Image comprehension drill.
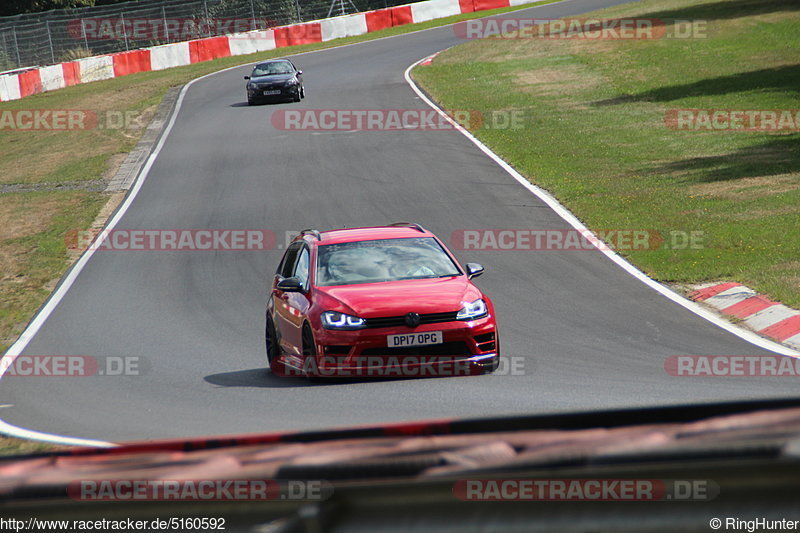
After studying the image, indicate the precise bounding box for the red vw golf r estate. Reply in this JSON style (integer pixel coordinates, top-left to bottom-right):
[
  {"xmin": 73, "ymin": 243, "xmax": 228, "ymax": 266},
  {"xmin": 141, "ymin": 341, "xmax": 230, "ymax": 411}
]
[{"xmin": 266, "ymin": 223, "xmax": 499, "ymax": 378}]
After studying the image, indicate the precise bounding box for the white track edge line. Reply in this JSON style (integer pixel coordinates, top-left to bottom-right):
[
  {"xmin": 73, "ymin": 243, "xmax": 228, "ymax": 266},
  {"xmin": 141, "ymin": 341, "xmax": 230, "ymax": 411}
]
[
  {"xmin": 403, "ymin": 58, "xmax": 800, "ymax": 358},
  {"xmin": 0, "ymin": 419, "xmax": 115, "ymax": 447}
]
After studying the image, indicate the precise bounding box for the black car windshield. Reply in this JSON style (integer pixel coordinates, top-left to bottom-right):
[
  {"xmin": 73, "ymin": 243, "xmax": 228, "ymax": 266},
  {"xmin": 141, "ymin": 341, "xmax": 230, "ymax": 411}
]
[
  {"xmin": 316, "ymin": 237, "xmax": 461, "ymax": 286},
  {"xmin": 252, "ymin": 63, "xmax": 293, "ymax": 76}
]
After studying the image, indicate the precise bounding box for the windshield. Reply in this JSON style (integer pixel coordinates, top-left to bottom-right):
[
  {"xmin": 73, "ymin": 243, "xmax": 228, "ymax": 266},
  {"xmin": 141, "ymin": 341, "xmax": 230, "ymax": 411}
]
[
  {"xmin": 252, "ymin": 63, "xmax": 293, "ymax": 76},
  {"xmin": 316, "ymin": 237, "xmax": 461, "ymax": 286}
]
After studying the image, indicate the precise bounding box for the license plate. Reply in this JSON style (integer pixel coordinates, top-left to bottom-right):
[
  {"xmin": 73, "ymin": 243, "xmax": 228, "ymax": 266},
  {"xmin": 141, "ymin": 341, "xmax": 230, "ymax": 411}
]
[
  {"xmin": 263, "ymin": 90, "xmax": 281, "ymax": 95},
  {"xmin": 387, "ymin": 331, "xmax": 443, "ymax": 347}
]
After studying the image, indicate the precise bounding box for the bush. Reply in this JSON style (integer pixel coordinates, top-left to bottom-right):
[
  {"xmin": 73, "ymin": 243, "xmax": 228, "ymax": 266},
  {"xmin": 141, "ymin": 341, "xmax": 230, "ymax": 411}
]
[{"xmin": 57, "ymin": 46, "xmax": 93, "ymax": 62}]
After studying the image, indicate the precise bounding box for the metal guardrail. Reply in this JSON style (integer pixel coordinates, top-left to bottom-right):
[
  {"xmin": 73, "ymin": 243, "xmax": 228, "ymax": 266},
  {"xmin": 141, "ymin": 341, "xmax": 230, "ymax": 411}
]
[{"xmin": 0, "ymin": 0, "xmax": 407, "ymax": 71}]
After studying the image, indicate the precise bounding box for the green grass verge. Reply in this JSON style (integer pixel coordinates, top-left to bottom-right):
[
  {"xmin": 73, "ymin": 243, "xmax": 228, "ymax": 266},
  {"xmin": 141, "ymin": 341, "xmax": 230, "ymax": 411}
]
[
  {"xmin": 412, "ymin": 0, "xmax": 800, "ymax": 307},
  {"xmin": 0, "ymin": 436, "xmax": 63, "ymax": 456}
]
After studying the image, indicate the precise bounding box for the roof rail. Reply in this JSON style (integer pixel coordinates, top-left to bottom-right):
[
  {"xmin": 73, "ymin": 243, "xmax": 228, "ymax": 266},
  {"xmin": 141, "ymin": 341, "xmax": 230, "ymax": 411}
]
[
  {"xmin": 389, "ymin": 222, "xmax": 426, "ymax": 233},
  {"xmin": 300, "ymin": 229, "xmax": 322, "ymax": 240}
]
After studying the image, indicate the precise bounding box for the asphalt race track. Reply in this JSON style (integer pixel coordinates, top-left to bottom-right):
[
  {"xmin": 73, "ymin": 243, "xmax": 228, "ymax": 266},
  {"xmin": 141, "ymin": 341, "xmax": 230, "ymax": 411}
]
[{"xmin": 4, "ymin": 0, "xmax": 799, "ymax": 443}]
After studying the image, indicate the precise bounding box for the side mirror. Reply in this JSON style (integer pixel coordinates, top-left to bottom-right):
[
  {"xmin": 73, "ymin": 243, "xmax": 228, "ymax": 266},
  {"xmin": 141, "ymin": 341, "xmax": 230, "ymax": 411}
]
[
  {"xmin": 465, "ymin": 263, "xmax": 484, "ymax": 279},
  {"xmin": 276, "ymin": 277, "xmax": 304, "ymax": 292},
  {"xmin": 243, "ymin": 75, "xmax": 250, "ymax": 80},
  {"xmin": 296, "ymin": 70, "xmax": 303, "ymax": 75}
]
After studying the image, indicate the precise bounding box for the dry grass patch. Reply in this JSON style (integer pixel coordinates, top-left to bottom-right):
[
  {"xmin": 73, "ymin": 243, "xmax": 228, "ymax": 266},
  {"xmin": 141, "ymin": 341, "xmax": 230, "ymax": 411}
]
[
  {"xmin": 0, "ymin": 193, "xmax": 81, "ymax": 289},
  {"xmin": 438, "ymin": 36, "xmax": 566, "ymax": 64},
  {"xmin": 66, "ymin": 192, "xmax": 125, "ymax": 263},
  {"xmin": 728, "ymin": 205, "xmax": 800, "ymax": 221},
  {"xmin": 0, "ymin": 80, "xmax": 163, "ymax": 186},
  {"xmin": 566, "ymin": 37, "xmax": 619, "ymax": 56},
  {"xmin": 514, "ymin": 64, "xmax": 603, "ymax": 97},
  {"xmin": 771, "ymin": 261, "xmax": 800, "ymax": 271},
  {"xmin": 0, "ymin": 190, "xmax": 106, "ymax": 352},
  {"xmin": 1, "ymin": 131, "xmax": 114, "ymax": 186},
  {"xmin": 0, "ymin": 194, "xmax": 70, "ymax": 290},
  {"xmin": 690, "ymin": 174, "xmax": 800, "ymax": 200},
  {"xmin": 0, "ymin": 194, "xmax": 66, "ymax": 242}
]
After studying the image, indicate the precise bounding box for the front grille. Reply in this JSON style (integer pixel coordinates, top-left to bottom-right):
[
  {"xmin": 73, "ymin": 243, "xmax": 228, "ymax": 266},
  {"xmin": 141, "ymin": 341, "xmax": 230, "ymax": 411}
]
[
  {"xmin": 361, "ymin": 341, "xmax": 472, "ymax": 357},
  {"xmin": 364, "ymin": 311, "xmax": 459, "ymax": 329}
]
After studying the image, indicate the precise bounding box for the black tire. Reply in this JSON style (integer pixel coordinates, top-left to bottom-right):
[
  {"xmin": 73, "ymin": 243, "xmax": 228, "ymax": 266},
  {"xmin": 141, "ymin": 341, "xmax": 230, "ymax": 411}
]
[
  {"xmin": 302, "ymin": 324, "xmax": 319, "ymax": 379},
  {"xmin": 266, "ymin": 315, "xmax": 278, "ymax": 366},
  {"xmin": 302, "ymin": 324, "xmax": 317, "ymax": 357},
  {"xmin": 293, "ymin": 90, "xmax": 301, "ymax": 102},
  {"xmin": 300, "ymin": 85, "xmax": 305, "ymax": 99},
  {"xmin": 247, "ymin": 98, "xmax": 255, "ymax": 106}
]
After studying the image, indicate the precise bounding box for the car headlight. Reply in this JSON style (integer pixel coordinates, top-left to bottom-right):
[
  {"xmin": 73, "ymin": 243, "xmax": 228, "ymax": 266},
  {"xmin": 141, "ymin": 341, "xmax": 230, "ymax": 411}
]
[
  {"xmin": 247, "ymin": 83, "xmax": 256, "ymax": 89},
  {"xmin": 285, "ymin": 78, "xmax": 298, "ymax": 86},
  {"xmin": 321, "ymin": 311, "xmax": 366, "ymax": 330},
  {"xmin": 456, "ymin": 299, "xmax": 488, "ymax": 321}
]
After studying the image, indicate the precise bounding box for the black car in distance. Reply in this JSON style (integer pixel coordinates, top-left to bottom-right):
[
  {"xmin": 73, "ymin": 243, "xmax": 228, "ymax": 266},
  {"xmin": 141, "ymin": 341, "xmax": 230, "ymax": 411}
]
[{"xmin": 244, "ymin": 59, "xmax": 304, "ymax": 105}]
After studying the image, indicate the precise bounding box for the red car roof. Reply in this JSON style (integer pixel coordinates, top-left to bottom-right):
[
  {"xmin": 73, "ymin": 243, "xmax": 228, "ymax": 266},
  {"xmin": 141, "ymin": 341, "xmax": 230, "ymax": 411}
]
[{"xmin": 309, "ymin": 225, "xmax": 433, "ymax": 245}]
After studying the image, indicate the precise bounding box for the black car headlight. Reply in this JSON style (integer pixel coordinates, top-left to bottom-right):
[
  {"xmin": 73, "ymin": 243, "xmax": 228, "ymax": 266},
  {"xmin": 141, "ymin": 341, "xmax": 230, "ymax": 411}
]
[
  {"xmin": 285, "ymin": 78, "xmax": 299, "ymax": 86},
  {"xmin": 456, "ymin": 299, "xmax": 488, "ymax": 321},
  {"xmin": 321, "ymin": 311, "xmax": 366, "ymax": 330}
]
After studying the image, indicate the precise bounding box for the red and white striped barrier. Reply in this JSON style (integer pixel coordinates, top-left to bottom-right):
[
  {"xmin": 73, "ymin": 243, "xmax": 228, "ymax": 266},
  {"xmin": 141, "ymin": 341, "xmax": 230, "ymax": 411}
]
[
  {"xmin": 227, "ymin": 31, "xmax": 276, "ymax": 57},
  {"xmin": 77, "ymin": 55, "xmax": 114, "ymax": 82},
  {"xmin": 0, "ymin": 74, "xmax": 21, "ymax": 101},
  {"xmin": 690, "ymin": 283, "xmax": 800, "ymax": 350},
  {"xmin": 0, "ymin": 0, "xmax": 524, "ymax": 102},
  {"xmin": 321, "ymin": 13, "xmax": 369, "ymax": 41},
  {"xmin": 149, "ymin": 42, "xmax": 192, "ymax": 70},
  {"xmin": 410, "ymin": 0, "xmax": 463, "ymax": 23}
]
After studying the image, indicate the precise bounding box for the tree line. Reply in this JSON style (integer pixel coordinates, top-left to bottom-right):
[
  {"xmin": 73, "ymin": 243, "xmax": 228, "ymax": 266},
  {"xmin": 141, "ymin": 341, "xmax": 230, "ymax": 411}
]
[{"xmin": 1, "ymin": 0, "xmax": 131, "ymax": 18}]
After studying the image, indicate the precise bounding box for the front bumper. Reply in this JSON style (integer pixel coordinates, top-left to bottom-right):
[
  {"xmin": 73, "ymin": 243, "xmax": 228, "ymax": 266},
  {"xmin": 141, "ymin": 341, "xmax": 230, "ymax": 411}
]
[
  {"xmin": 282, "ymin": 317, "xmax": 499, "ymax": 378},
  {"xmin": 247, "ymin": 85, "xmax": 298, "ymax": 101}
]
